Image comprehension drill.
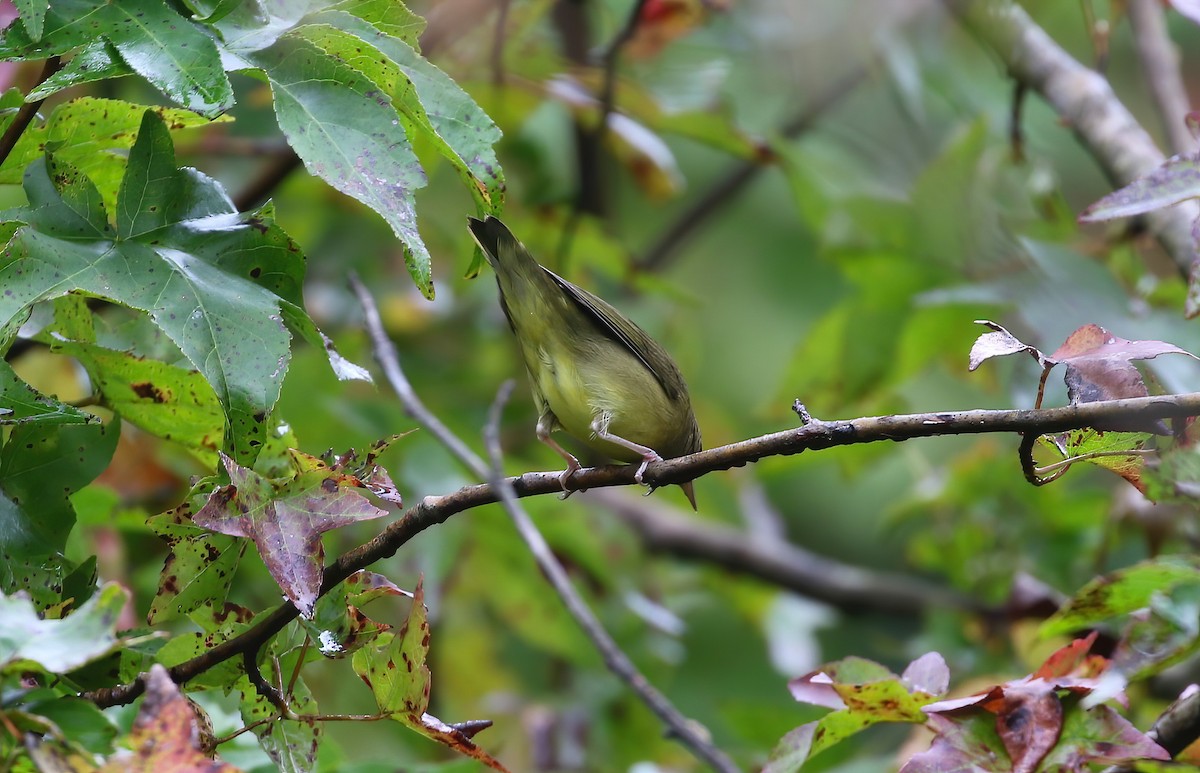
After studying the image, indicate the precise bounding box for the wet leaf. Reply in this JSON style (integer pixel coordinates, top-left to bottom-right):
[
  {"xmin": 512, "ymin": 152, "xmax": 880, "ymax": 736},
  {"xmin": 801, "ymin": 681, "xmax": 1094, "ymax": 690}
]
[
  {"xmin": 0, "ymin": 0, "xmax": 233, "ymax": 117},
  {"xmin": 248, "ymin": 32, "xmax": 434, "ymax": 298},
  {"xmin": 0, "ymin": 582, "xmax": 128, "ymax": 672},
  {"xmin": 0, "ymin": 110, "xmax": 363, "ymax": 463}
]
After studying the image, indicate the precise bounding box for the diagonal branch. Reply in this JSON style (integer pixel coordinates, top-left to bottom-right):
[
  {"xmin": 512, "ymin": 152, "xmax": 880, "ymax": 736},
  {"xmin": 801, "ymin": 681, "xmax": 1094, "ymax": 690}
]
[
  {"xmin": 483, "ymin": 384, "xmax": 739, "ymax": 773},
  {"xmin": 1128, "ymin": 0, "xmax": 1193, "ymax": 156},
  {"xmin": 590, "ymin": 488, "xmax": 981, "ymax": 615},
  {"xmin": 943, "ymin": 0, "xmax": 1197, "ymax": 278}
]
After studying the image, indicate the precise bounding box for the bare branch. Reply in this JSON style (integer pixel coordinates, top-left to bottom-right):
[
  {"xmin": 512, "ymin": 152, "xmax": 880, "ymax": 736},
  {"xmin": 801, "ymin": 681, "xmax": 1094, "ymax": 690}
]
[
  {"xmin": 82, "ymin": 390, "xmax": 1200, "ymax": 710},
  {"xmin": 1128, "ymin": 0, "xmax": 1193, "ymax": 156},
  {"xmin": 944, "ymin": 0, "xmax": 1198, "ymax": 277},
  {"xmin": 590, "ymin": 489, "xmax": 981, "ymax": 616}
]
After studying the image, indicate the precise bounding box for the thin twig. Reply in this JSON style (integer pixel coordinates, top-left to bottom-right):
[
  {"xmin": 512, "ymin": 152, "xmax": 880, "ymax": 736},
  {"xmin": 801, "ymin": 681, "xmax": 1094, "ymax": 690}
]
[
  {"xmin": 483, "ymin": 384, "xmax": 739, "ymax": 773},
  {"xmin": 556, "ymin": 0, "xmax": 649, "ymax": 263},
  {"xmin": 596, "ymin": 0, "xmax": 649, "ymax": 139},
  {"xmin": 1127, "ymin": 0, "xmax": 1193, "ymax": 156},
  {"xmin": 348, "ymin": 272, "xmax": 481, "ymax": 467},
  {"xmin": 0, "ymin": 56, "xmax": 61, "ymax": 168},
  {"xmin": 636, "ymin": 61, "xmax": 872, "ymax": 271}
]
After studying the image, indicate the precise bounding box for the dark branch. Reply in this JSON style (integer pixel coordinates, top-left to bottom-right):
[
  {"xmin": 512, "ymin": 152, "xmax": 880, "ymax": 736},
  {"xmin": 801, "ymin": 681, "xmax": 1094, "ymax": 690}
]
[
  {"xmin": 591, "ymin": 488, "xmax": 980, "ymax": 616},
  {"xmin": 0, "ymin": 57, "xmax": 61, "ymax": 168}
]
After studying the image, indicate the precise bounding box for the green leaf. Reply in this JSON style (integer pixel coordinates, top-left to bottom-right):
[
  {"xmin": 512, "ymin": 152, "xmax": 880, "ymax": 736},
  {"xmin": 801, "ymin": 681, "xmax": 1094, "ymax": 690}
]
[
  {"xmin": 0, "ymin": 111, "xmax": 352, "ymax": 461},
  {"xmin": 248, "ymin": 32, "xmax": 434, "ymax": 296},
  {"xmin": 1041, "ymin": 557, "xmax": 1200, "ymax": 637},
  {"xmin": 0, "ymin": 0, "xmax": 108, "ymax": 59},
  {"xmin": 27, "ymin": 40, "xmax": 132, "ymax": 102},
  {"xmin": 352, "ymin": 579, "xmax": 430, "ymax": 716},
  {"xmin": 0, "ymin": 582, "xmax": 128, "ymax": 672},
  {"xmin": 0, "ymin": 419, "xmax": 118, "ymax": 557},
  {"xmin": 13, "ymin": 0, "xmax": 48, "ymax": 42},
  {"xmin": 51, "ymin": 340, "xmax": 225, "ymax": 463},
  {"xmin": 22, "ymin": 696, "xmax": 117, "ymax": 754},
  {"xmin": 0, "ymin": 553, "xmax": 94, "ymax": 612},
  {"xmin": 306, "ymin": 12, "xmax": 505, "ymax": 211},
  {"xmin": 0, "ymin": 97, "xmax": 227, "ymax": 214},
  {"xmin": 329, "ymin": 0, "xmax": 425, "ymax": 44},
  {"xmin": 0, "ymin": 359, "xmax": 95, "ymax": 426},
  {"xmin": 147, "ymin": 493, "xmax": 244, "ymax": 625},
  {"xmin": 2, "ymin": 1, "xmax": 233, "ymax": 116}
]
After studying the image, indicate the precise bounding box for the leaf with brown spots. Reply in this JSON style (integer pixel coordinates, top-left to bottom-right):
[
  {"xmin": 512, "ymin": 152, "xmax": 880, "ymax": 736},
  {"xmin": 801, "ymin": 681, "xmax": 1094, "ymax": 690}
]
[
  {"xmin": 352, "ymin": 578, "xmax": 430, "ymax": 717},
  {"xmin": 99, "ymin": 664, "xmax": 239, "ymax": 773},
  {"xmin": 193, "ymin": 450, "xmax": 393, "ymax": 618},
  {"xmin": 147, "ymin": 491, "xmax": 246, "ymax": 626},
  {"xmin": 301, "ymin": 570, "xmax": 404, "ymax": 659},
  {"xmin": 350, "ymin": 581, "xmax": 509, "ymax": 770},
  {"xmin": 766, "ymin": 653, "xmax": 947, "ymax": 770}
]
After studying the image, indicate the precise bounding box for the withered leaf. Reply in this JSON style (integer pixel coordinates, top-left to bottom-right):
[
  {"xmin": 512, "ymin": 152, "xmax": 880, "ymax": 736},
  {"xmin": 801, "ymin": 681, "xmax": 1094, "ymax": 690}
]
[
  {"xmin": 1049, "ymin": 323, "xmax": 1197, "ymax": 406},
  {"xmin": 193, "ymin": 450, "xmax": 393, "ymax": 618}
]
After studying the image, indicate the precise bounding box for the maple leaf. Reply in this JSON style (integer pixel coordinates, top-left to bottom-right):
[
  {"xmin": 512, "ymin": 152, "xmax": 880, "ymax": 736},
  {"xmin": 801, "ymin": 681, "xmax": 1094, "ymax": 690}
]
[
  {"xmin": 911, "ymin": 636, "xmax": 1168, "ymax": 773},
  {"xmin": 100, "ymin": 664, "xmax": 237, "ymax": 773},
  {"xmin": 193, "ymin": 448, "xmax": 396, "ymax": 618}
]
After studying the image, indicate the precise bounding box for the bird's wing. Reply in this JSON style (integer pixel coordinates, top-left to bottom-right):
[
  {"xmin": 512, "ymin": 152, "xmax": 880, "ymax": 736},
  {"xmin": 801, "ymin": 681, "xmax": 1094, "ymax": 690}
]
[{"xmin": 543, "ymin": 267, "xmax": 683, "ymax": 402}]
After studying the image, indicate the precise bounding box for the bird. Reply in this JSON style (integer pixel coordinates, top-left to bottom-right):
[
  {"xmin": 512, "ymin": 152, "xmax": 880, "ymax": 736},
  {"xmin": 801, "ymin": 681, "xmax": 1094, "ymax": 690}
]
[{"xmin": 468, "ymin": 215, "xmax": 701, "ymax": 509}]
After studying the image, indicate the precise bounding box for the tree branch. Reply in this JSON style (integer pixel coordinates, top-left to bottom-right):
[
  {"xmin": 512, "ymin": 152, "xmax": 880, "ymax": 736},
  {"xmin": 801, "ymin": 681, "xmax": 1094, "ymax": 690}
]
[
  {"xmin": 0, "ymin": 57, "xmax": 60, "ymax": 168},
  {"xmin": 589, "ymin": 488, "xmax": 981, "ymax": 616},
  {"xmin": 943, "ymin": 0, "xmax": 1197, "ymax": 278},
  {"xmin": 84, "ymin": 386, "xmax": 1200, "ymax": 709}
]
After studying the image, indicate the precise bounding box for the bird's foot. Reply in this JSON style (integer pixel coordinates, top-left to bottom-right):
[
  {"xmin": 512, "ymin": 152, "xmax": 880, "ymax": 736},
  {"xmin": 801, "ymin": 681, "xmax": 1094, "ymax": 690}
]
[
  {"xmin": 634, "ymin": 451, "xmax": 664, "ymax": 486},
  {"xmin": 557, "ymin": 460, "xmax": 583, "ymax": 500}
]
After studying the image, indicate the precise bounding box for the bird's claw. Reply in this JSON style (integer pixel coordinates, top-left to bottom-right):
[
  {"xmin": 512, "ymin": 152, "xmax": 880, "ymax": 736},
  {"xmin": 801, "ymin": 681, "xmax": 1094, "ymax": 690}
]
[
  {"xmin": 557, "ymin": 463, "xmax": 583, "ymax": 500},
  {"xmin": 633, "ymin": 451, "xmax": 664, "ymax": 485}
]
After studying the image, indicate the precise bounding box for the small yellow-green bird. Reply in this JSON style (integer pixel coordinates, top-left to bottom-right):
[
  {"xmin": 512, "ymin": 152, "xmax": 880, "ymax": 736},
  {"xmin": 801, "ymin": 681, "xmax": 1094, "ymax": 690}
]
[{"xmin": 468, "ymin": 216, "xmax": 701, "ymax": 509}]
